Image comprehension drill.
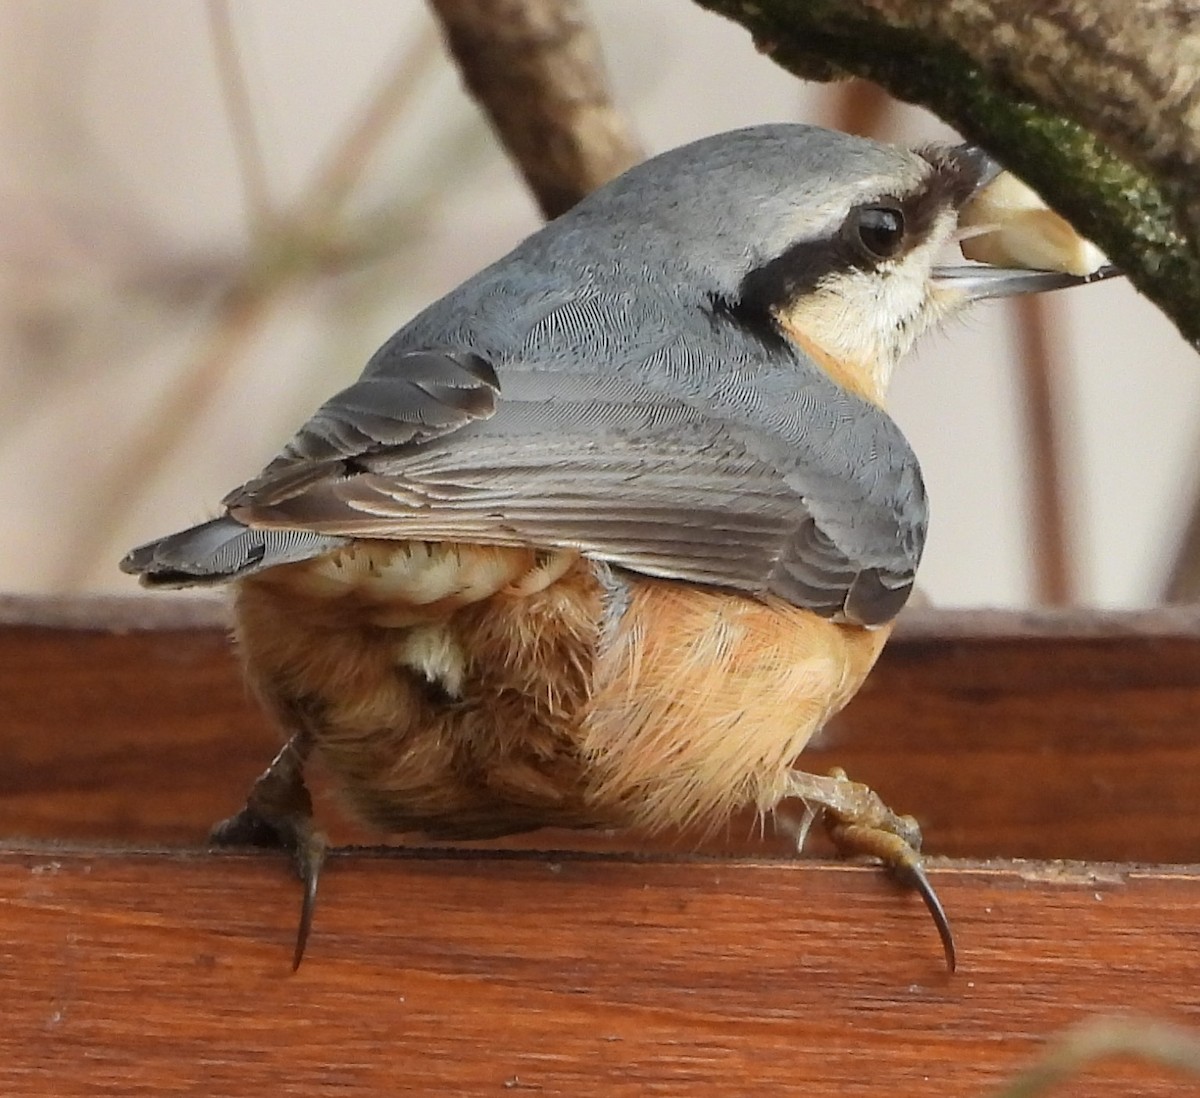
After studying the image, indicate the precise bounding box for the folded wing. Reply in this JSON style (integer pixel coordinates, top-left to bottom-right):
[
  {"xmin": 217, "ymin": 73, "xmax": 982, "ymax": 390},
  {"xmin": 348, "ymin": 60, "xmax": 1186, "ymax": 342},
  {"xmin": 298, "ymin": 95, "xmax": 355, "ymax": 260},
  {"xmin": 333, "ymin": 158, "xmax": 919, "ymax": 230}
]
[{"xmin": 225, "ymin": 345, "xmax": 925, "ymax": 627}]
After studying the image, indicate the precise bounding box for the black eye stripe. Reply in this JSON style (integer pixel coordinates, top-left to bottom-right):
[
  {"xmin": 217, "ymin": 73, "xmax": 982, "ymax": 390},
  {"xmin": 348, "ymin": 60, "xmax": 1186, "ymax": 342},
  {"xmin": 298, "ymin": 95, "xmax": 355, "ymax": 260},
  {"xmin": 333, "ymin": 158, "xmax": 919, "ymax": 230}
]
[
  {"xmin": 716, "ymin": 150, "xmax": 979, "ymax": 339},
  {"xmin": 734, "ymin": 205, "xmax": 908, "ymax": 319}
]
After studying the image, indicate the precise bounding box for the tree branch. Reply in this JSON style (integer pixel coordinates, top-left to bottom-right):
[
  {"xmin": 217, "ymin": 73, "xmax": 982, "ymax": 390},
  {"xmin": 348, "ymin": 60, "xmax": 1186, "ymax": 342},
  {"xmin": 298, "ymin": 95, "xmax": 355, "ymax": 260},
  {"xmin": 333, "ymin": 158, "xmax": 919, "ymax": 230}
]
[
  {"xmin": 429, "ymin": 0, "xmax": 643, "ymax": 218},
  {"xmin": 693, "ymin": 0, "xmax": 1200, "ymax": 348}
]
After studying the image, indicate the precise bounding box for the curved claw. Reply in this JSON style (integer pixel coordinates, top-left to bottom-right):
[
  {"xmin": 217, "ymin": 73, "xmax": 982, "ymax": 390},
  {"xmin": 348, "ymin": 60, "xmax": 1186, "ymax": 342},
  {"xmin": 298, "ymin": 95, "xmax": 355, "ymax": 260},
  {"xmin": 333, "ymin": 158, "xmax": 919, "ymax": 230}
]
[
  {"xmin": 292, "ymin": 832, "xmax": 327, "ymax": 971},
  {"xmin": 824, "ymin": 815, "xmax": 957, "ymax": 974},
  {"xmin": 892, "ymin": 858, "xmax": 957, "ymax": 974},
  {"xmin": 208, "ymin": 734, "xmax": 329, "ymax": 969}
]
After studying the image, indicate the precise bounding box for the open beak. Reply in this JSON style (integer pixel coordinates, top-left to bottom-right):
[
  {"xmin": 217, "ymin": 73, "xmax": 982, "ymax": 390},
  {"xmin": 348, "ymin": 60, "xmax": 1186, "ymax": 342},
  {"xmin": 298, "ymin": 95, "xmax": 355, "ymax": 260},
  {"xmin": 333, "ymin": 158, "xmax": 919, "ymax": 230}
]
[{"xmin": 932, "ymin": 144, "xmax": 1122, "ymax": 300}]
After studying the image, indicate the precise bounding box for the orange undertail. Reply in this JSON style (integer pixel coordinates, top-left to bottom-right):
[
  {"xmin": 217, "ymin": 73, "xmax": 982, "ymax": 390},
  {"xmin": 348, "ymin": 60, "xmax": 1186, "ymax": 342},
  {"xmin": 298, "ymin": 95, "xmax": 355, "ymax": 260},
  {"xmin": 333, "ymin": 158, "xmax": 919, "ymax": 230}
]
[{"xmin": 232, "ymin": 539, "xmax": 891, "ymax": 840}]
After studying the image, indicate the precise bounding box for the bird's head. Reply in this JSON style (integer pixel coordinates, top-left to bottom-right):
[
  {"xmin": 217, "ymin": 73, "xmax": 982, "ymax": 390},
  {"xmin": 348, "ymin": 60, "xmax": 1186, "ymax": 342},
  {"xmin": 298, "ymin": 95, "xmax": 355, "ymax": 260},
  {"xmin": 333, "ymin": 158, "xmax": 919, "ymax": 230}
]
[{"xmin": 570, "ymin": 124, "xmax": 1115, "ymax": 404}]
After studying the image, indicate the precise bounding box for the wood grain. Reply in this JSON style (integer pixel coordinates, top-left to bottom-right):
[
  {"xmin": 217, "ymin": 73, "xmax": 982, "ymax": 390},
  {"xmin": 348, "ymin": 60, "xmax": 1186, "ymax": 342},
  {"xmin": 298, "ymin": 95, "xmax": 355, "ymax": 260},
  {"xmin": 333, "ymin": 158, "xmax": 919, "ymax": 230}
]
[
  {"xmin": 2, "ymin": 845, "xmax": 1199, "ymax": 1097},
  {"xmin": 4, "ymin": 596, "xmax": 1200, "ymax": 862}
]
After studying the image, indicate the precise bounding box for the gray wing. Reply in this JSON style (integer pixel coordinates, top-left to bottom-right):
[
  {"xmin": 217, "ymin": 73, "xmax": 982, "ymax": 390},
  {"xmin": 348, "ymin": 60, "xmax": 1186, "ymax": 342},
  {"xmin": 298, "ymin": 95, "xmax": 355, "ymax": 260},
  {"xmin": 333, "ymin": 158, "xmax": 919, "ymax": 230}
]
[
  {"xmin": 229, "ymin": 349, "xmax": 501, "ymax": 504},
  {"xmin": 225, "ymin": 333, "xmax": 926, "ymax": 627}
]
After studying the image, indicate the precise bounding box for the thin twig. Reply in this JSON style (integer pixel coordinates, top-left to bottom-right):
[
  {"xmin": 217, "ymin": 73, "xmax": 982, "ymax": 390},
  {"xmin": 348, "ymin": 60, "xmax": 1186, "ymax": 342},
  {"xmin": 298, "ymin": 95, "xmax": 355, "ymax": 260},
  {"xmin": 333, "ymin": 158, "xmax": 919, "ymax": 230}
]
[
  {"xmin": 206, "ymin": 0, "xmax": 273, "ymax": 229},
  {"xmin": 1014, "ymin": 295, "xmax": 1076, "ymax": 605}
]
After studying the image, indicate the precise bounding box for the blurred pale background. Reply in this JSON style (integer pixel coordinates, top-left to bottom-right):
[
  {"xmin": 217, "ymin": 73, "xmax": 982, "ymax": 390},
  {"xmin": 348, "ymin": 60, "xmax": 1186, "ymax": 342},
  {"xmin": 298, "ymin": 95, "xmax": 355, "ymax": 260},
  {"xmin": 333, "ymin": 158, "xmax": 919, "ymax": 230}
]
[{"xmin": 1, "ymin": 0, "xmax": 1196, "ymax": 605}]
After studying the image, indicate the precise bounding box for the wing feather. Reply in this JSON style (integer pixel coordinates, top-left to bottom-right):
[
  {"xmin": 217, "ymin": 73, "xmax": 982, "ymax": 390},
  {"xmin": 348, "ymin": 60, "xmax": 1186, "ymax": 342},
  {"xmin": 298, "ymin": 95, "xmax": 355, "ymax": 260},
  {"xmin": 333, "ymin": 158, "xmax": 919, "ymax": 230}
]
[{"xmin": 227, "ymin": 345, "xmax": 926, "ymax": 626}]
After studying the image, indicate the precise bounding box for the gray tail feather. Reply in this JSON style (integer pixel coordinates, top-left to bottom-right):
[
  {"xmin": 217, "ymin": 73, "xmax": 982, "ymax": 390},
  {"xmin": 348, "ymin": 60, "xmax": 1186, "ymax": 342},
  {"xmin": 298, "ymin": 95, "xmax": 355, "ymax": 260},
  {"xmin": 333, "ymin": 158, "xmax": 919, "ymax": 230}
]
[{"xmin": 120, "ymin": 516, "xmax": 347, "ymax": 588}]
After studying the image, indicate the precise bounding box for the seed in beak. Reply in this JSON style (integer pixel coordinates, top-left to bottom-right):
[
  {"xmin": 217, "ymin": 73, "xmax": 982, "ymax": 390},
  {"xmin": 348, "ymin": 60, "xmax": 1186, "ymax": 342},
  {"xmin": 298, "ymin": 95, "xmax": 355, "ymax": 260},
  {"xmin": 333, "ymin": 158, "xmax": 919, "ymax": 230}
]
[{"xmin": 957, "ymin": 170, "xmax": 1109, "ymax": 277}]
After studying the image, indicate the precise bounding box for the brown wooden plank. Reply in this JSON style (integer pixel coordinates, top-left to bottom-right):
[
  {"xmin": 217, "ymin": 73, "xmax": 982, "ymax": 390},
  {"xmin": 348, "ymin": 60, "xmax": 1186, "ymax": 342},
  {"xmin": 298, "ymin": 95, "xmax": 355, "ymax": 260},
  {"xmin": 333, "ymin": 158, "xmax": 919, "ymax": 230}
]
[
  {"xmin": 4, "ymin": 595, "xmax": 1200, "ymax": 862},
  {"xmin": 2, "ymin": 845, "xmax": 1199, "ymax": 1097},
  {"xmin": 817, "ymin": 620, "xmax": 1200, "ymax": 862},
  {"xmin": 1, "ymin": 611, "xmax": 271, "ymax": 844}
]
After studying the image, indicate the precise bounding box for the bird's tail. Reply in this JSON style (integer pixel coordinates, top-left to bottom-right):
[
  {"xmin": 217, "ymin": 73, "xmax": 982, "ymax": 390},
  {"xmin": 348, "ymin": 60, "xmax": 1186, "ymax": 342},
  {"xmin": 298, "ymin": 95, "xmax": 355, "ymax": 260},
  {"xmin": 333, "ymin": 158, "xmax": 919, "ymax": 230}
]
[{"xmin": 120, "ymin": 516, "xmax": 346, "ymax": 588}]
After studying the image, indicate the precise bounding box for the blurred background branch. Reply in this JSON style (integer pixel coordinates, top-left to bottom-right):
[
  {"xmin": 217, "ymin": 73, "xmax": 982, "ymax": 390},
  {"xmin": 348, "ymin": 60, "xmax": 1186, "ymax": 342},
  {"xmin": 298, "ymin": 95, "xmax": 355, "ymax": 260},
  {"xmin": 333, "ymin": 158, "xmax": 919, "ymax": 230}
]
[
  {"xmin": 429, "ymin": 0, "xmax": 643, "ymax": 217},
  {"xmin": 205, "ymin": 0, "xmax": 272, "ymax": 230},
  {"xmin": 1013, "ymin": 296, "xmax": 1076, "ymax": 606}
]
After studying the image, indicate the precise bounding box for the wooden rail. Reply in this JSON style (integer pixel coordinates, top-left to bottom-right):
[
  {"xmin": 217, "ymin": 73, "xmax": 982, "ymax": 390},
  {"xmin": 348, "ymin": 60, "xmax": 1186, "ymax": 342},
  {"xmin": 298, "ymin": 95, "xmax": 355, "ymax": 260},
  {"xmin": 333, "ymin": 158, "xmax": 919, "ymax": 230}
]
[
  {"xmin": 5, "ymin": 595, "xmax": 1200, "ymax": 860},
  {"xmin": 4, "ymin": 595, "xmax": 1200, "ymax": 1095}
]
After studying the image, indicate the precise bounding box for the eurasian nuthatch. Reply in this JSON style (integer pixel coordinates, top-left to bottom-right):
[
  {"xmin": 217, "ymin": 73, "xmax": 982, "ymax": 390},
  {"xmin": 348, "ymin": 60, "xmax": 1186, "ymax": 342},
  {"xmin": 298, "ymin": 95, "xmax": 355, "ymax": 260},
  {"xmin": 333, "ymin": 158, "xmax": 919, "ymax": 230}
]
[{"xmin": 122, "ymin": 124, "xmax": 1116, "ymax": 969}]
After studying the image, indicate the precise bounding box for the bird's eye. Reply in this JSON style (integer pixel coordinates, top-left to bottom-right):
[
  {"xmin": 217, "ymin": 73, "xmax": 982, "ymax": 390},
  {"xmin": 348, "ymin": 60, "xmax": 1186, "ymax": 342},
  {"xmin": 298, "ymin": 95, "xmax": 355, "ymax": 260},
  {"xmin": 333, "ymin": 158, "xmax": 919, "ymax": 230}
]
[{"xmin": 851, "ymin": 205, "xmax": 906, "ymax": 260}]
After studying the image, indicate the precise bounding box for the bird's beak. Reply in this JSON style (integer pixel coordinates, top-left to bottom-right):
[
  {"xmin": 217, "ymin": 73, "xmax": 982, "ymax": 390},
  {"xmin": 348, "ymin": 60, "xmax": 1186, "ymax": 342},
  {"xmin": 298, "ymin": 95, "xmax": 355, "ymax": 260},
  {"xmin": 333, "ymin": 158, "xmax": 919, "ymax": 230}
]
[
  {"xmin": 931, "ymin": 262, "xmax": 1122, "ymax": 300},
  {"xmin": 932, "ymin": 144, "xmax": 1122, "ymax": 300}
]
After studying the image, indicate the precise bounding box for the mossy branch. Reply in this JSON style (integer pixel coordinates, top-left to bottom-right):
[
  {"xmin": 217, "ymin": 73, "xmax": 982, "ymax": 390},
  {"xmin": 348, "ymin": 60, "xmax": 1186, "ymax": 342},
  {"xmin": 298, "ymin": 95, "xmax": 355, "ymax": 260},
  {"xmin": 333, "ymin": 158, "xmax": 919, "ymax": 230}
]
[{"xmin": 694, "ymin": 0, "xmax": 1200, "ymax": 348}]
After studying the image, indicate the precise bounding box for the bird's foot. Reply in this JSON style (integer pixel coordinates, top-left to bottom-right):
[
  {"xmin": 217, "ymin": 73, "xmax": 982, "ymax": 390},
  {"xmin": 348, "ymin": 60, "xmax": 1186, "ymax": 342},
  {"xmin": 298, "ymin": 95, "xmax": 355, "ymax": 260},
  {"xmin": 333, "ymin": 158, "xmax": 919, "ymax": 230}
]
[
  {"xmin": 210, "ymin": 734, "xmax": 327, "ymax": 970},
  {"xmin": 782, "ymin": 766, "xmax": 955, "ymax": 972}
]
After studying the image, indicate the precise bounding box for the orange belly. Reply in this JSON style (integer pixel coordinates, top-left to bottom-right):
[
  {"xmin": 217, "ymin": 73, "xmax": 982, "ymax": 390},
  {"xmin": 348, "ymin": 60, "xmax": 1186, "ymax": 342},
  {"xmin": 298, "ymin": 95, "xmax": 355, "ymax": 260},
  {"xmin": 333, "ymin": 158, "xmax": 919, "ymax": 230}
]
[{"xmin": 233, "ymin": 539, "xmax": 891, "ymax": 839}]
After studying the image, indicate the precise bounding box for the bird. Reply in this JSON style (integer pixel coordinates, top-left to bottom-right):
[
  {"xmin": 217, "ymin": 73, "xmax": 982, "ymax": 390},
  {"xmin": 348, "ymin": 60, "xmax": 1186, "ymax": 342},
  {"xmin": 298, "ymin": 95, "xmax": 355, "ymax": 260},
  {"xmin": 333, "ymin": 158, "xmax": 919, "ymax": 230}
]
[{"xmin": 122, "ymin": 123, "xmax": 1116, "ymax": 970}]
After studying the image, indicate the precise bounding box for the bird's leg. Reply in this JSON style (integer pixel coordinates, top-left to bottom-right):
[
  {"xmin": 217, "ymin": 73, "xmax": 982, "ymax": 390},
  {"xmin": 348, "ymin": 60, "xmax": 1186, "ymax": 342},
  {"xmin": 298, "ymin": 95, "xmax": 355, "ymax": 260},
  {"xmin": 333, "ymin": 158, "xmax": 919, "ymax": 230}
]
[
  {"xmin": 209, "ymin": 732, "xmax": 327, "ymax": 969},
  {"xmin": 782, "ymin": 766, "xmax": 956, "ymax": 972}
]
